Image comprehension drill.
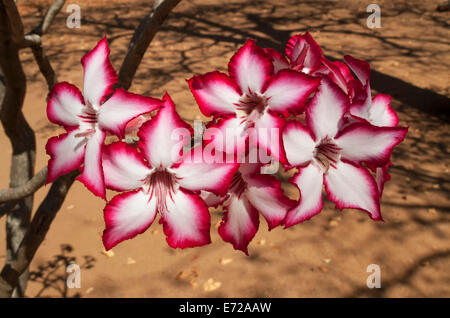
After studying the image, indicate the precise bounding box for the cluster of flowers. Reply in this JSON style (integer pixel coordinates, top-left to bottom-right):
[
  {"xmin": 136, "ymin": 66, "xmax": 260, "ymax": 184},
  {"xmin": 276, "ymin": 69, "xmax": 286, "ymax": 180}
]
[{"xmin": 46, "ymin": 34, "xmax": 407, "ymax": 254}]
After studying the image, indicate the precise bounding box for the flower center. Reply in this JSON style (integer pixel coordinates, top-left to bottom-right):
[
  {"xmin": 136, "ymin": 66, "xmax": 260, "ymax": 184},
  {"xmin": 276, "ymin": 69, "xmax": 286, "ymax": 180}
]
[
  {"xmin": 75, "ymin": 102, "xmax": 98, "ymax": 139},
  {"xmin": 313, "ymin": 137, "xmax": 342, "ymax": 173},
  {"xmin": 236, "ymin": 90, "xmax": 268, "ymax": 128},
  {"xmin": 144, "ymin": 168, "xmax": 178, "ymax": 215},
  {"xmin": 229, "ymin": 171, "xmax": 247, "ymax": 198}
]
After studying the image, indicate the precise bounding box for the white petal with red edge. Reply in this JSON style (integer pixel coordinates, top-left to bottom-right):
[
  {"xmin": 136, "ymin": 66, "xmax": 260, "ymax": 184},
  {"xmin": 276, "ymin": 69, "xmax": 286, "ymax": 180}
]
[
  {"xmin": 265, "ymin": 69, "xmax": 319, "ymax": 114},
  {"xmin": 228, "ymin": 39, "xmax": 273, "ymax": 94},
  {"xmin": 98, "ymin": 88, "xmax": 160, "ymax": 138},
  {"xmin": 188, "ymin": 71, "xmax": 240, "ymax": 117},
  {"xmin": 81, "ymin": 37, "xmax": 117, "ymax": 106},
  {"xmin": 321, "ymin": 57, "xmax": 349, "ymax": 94},
  {"xmin": 282, "ymin": 121, "xmax": 316, "ymax": 166},
  {"xmin": 344, "ymin": 55, "xmax": 370, "ymax": 85},
  {"xmin": 306, "ymin": 77, "xmax": 348, "ymax": 140},
  {"xmin": 369, "ymin": 94, "xmax": 399, "ymax": 127},
  {"xmin": 102, "ymin": 190, "xmax": 157, "ymax": 250},
  {"xmin": 251, "ymin": 112, "xmax": 286, "ymax": 163},
  {"xmin": 245, "ymin": 173, "xmax": 294, "ymax": 230},
  {"xmin": 77, "ymin": 129, "xmax": 106, "ymax": 198},
  {"xmin": 285, "ymin": 163, "xmax": 324, "ymax": 227},
  {"xmin": 46, "ymin": 129, "xmax": 86, "ymax": 183},
  {"xmin": 335, "ymin": 123, "xmax": 407, "ymax": 166},
  {"xmin": 376, "ymin": 164, "xmax": 391, "ymax": 197},
  {"xmin": 47, "ymin": 82, "xmax": 84, "ymax": 128},
  {"xmin": 138, "ymin": 93, "xmax": 192, "ymax": 168},
  {"xmin": 218, "ymin": 194, "xmax": 259, "ymax": 254},
  {"xmin": 102, "ymin": 142, "xmax": 151, "ymax": 192},
  {"xmin": 172, "ymin": 148, "xmax": 238, "ymax": 196},
  {"xmin": 286, "ymin": 32, "xmax": 322, "ymax": 74},
  {"xmin": 263, "ymin": 48, "xmax": 290, "ymax": 74},
  {"xmin": 161, "ymin": 188, "xmax": 211, "ymax": 248},
  {"xmin": 199, "ymin": 190, "xmax": 226, "ymax": 208},
  {"xmin": 206, "ymin": 116, "xmax": 248, "ymax": 156},
  {"xmin": 324, "ymin": 161, "xmax": 381, "ymax": 220}
]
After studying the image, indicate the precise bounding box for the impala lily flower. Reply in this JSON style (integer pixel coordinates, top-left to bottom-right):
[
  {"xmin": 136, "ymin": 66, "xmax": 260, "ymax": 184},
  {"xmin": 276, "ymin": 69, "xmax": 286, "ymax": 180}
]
[
  {"xmin": 282, "ymin": 77, "xmax": 407, "ymax": 226},
  {"xmin": 46, "ymin": 37, "xmax": 160, "ymax": 198},
  {"xmin": 344, "ymin": 55, "xmax": 406, "ymax": 196},
  {"xmin": 188, "ymin": 39, "xmax": 319, "ymax": 161},
  {"xmin": 101, "ymin": 94, "xmax": 239, "ymax": 250},
  {"xmin": 264, "ymin": 32, "xmax": 323, "ymax": 75},
  {"xmin": 202, "ymin": 163, "xmax": 294, "ymax": 254}
]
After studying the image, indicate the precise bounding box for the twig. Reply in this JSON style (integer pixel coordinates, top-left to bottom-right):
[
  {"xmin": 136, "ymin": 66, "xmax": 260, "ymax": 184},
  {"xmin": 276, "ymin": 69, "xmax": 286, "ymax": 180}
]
[
  {"xmin": 2, "ymin": 0, "xmax": 24, "ymax": 45},
  {"xmin": 0, "ymin": 170, "xmax": 78, "ymax": 298},
  {"xmin": 32, "ymin": 0, "xmax": 66, "ymax": 36},
  {"xmin": 0, "ymin": 167, "xmax": 48, "ymax": 204},
  {"xmin": 118, "ymin": 0, "xmax": 182, "ymax": 89}
]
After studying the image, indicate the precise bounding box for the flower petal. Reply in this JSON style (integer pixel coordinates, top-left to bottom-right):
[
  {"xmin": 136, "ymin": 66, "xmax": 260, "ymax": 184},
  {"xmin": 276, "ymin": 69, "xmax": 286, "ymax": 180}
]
[
  {"xmin": 282, "ymin": 121, "xmax": 315, "ymax": 167},
  {"xmin": 102, "ymin": 190, "xmax": 157, "ymax": 250},
  {"xmin": 199, "ymin": 190, "xmax": 227, "ymax": 208},
  {"xmin": 188, "ymin": 71, "xmax": 240, "ymax": 117},
  {"xmin": 138, "ymin": 93, "xmax": 193, "ymax": 168},
  {"xmin": 265, "ymin": 69, "xmax": 319, "ymax": 114},
  {"xmin": 368, "ymin": 94, "xmax": 399, "ymax": 127},
  {"xmin": 335, "ymin": 123, "xmax": 408, "ymax": 167},
  {"xmin": 306, "ymin": 77, "xmax": 348, "ymax": 140},
  {"xmin": 46, "ymin": 129, "xmax": 86, "ymax": 183},
  {"xmin": 102, "ymin": 142, "xmax": 150, "ymax": 192},
  {"xmin": 98, "ymin": 88, "xmax": 160, "ymax": 138},
  {"xmin": 218, "ymin": 194, "xmax": 259, "ymax": 254},
  {"xmin": 376, "ymin": 163, "xmax": 391, "ymax": 197},
  {"xmin": 285, "ymin": 32, "xmax": 323, "ymax": 74},
  {"xmin": 245, "ymin": 173, "xmax": 295, "ymax": 230},
  {"xmin": 172, "ymin": 148, "xmax": 239, "ymax": 196},
  {"xmin": 321, "ymin": 57, "xmax": 349, "ymax": 94},
  {"xmin": 263, "ymin": 48, "xmax": 290, "ymax": 74},
  {"xmin": 77, "ymin": 129, "xmax": 106, "ymax": 198},
  {"xmin": 228, "ymin": 39, "xmax": 273, "ymax": 94},
  {"xmin": 47, "ymin": 82, "xmax": 84, "ymax": 128},
  {"xmin": 205, "ymin": 116, "xmax": 248, "ymax": 156},
  {"xmin": 324, "ymin": 161, "xmax": 381, "ymax": 220},
  {"xmin": 251, "ymin": 112, "xmax": 286, "ymax": 163},
  {"xmin": 81, "ymin": 37, "xmax": 117, "ymax": 106},
  {"xmin": 343, "ymin": 55, "xmax": 370, "ymax": 85},
  {"xmin": 161, "ymin": 188, "xmax": 211, "ymax": 248},
  {"xmin": 285, "ymin": 163, "xmax": 324, "ymax": 227}
]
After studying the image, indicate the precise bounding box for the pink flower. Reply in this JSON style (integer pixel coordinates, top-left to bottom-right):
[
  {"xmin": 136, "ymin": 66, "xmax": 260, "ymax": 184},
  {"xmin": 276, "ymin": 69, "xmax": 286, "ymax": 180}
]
[
  {"xmin": 188, "ymin": 39, "xmax": 319, "ymax": 162},
  {"xmin": 344, "ymin": 55, "xmax": 406, "ymax": 196},
  {"xmin": 46, "ymin": 37, "xmax": 160, "ymax": 198},
  {"xmin": 202, "ymin": 163, "xmax": 294, "ymax": 254},
  {"xmin": 101, "ymin": 94, "xmax": 239, "ymax": 250},
  {"xmin": 282, "ymin": 77, "xmax": 407, "ymax": 227},
  {"xmin": 264, "ymin": 32, "xmax": 323, "ymax": 75}
]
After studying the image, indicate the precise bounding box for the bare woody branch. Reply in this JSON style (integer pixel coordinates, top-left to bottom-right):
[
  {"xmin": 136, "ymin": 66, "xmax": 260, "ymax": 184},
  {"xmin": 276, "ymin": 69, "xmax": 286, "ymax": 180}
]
[
  {"xmin": 2, "ymin": 0, "xmax": 24, "ymax": 45},
  {"xmin": 0, "ymin": 0, "xmax": 36, "ymax": 297},
  {"xmin": 32, "ymin": 0, "xmax": 65, "ymax": 35},
  {"xmin": 118, "ymin": 0, "xmax": 182, "ymax": 89},
  {"xmin": 21, "ymin": 0, "xmax": 66, "ymax": 90},
  {"xmin": 0, "ymin": 170, "xmax": 78, "ymax": 298},
  {"xmin": 0, "ymin": 167, "xmax": 48, "ymax": 204}
]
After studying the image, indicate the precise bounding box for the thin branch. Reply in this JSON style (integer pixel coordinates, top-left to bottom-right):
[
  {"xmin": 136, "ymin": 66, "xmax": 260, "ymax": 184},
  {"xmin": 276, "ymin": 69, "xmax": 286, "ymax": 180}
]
[
  {"xmin": 0, "ymin": 170, "xmax": 78, "ymax": 298},
  {"xmin": 0, "ymin": 167, "xmax": 48, "ymax": 204},
  {"xmin": 1, "ymin": 0, "xmax": 24, "ymax": 45},
  {"xmin": 32, "ymin": 0, "xmax": 66, "ymax": 36},
  {"xmin": 118, "ymin": 0, "xmax": 182, "ymax": 89},
  {"xmin": 20, "ymin": 0, "xmax": 65, "ymax": 89},
  {"xmin": 1, "ymin": 0, "xmax": 36, "ymax": 297},
  {"xmin": 31, "ymin": 45, "xmax": 57, "ymax": 90}
]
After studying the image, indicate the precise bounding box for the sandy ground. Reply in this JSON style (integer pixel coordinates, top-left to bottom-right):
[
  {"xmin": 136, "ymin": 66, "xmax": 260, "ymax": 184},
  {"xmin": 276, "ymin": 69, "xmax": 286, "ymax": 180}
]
[{"xmin": 0, "ymin": 0, "xmax": 449, "ymax": 297}]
